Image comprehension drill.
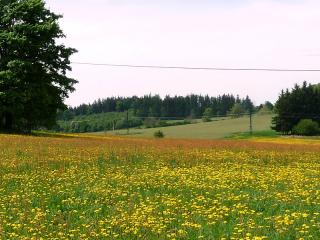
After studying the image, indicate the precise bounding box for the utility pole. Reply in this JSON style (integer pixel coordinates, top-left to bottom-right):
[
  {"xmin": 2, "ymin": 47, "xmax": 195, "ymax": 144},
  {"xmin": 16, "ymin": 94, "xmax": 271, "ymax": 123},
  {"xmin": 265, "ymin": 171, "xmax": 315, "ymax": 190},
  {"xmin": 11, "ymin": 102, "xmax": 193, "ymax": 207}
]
[
  {"xmin": 249, "ymin": 110, "xmax": 253, "ymax": 135},
  {"xmin": 126, "ymin": 110, "xmax": 129, "ymax": 134}
]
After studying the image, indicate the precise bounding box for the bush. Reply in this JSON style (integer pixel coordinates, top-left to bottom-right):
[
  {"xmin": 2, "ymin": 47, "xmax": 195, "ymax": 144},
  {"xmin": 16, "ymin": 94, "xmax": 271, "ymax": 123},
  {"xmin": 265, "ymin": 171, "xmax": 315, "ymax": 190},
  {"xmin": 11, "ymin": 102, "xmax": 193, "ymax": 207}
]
[
  {"xmin": 293, "ymin": 119, "xmax": 319, "ymax": 136},
  {"xmin": 202, "ymin": 116, "xmax": 212, "ymax": 122},
  {"xmin": 154, "ymin": 130, "xmax": 165, "ymax": 138}
]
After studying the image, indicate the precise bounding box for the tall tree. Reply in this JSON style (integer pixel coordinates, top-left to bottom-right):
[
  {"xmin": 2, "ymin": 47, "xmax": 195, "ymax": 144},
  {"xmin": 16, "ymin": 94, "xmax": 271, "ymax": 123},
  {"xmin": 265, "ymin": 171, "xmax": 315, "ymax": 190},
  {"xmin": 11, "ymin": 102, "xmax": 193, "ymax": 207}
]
[{"xmin": 0, "ymin": 0, "xmax": 77, "ymax": 132}]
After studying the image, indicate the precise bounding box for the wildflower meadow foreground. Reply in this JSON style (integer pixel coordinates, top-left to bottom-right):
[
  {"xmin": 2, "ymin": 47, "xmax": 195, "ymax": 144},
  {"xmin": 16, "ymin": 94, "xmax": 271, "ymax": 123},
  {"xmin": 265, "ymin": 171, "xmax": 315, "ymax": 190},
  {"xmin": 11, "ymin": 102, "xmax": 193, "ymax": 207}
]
[{"xmin": 0, "ymin": 134, "xmax": 319, "ymax": 239}]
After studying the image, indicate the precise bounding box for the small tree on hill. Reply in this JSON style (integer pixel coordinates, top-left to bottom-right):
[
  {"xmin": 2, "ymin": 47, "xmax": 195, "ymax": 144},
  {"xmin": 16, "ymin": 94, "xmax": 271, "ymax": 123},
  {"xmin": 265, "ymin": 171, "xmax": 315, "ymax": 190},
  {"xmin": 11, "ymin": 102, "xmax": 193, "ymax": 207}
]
[
  {"xmin": 202, "ymin": 108, "xmax": 213, "ymax": 122},
  {"xmin": 230, "ymin": 103, "xmax": 246, "ymax": 118},
  {"xmin": 154, "ymin": 130, "xmax": 164, "ymax": 138}
]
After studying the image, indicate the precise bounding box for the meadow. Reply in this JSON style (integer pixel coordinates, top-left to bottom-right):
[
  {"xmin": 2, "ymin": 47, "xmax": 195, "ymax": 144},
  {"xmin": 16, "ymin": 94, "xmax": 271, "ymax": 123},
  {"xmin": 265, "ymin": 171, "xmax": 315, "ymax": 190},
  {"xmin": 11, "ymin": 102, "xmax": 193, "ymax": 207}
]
[
  {"xmin": 103, "ymin": 114, "xmax": 273, "ymax": 139},
  {"xmin": 0, "ymin": 134, "xmax": 320, "ymax": 239}
]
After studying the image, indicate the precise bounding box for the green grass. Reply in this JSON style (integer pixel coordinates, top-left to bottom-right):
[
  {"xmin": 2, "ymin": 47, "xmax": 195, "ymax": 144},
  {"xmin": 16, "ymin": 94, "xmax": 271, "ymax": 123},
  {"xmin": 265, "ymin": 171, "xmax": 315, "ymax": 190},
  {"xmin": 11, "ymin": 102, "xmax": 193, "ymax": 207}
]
[
  {"xmin": 95, "ymin": 114, "xmax": 274, "ymax": 139},
  {"xmin": 225, "ymin": 130, "xmax": 279, "ymax": 139}
]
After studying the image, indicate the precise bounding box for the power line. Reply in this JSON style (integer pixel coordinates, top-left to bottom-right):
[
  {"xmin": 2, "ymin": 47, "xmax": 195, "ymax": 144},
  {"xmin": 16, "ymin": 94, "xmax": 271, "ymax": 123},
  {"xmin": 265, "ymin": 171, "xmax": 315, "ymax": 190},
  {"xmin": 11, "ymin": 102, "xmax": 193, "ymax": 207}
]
[{"xmin": 71, "ymin": 62, "xmax": 320, "ymax": 72}]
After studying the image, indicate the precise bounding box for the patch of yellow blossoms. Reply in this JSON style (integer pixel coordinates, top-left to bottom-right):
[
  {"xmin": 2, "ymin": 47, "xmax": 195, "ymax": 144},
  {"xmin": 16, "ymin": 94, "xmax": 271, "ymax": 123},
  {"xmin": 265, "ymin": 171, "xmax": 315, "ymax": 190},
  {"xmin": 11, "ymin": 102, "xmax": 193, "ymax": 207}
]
[{"xmin": 0, "ymin": 134, "xmax": 319, "ymax": 239}]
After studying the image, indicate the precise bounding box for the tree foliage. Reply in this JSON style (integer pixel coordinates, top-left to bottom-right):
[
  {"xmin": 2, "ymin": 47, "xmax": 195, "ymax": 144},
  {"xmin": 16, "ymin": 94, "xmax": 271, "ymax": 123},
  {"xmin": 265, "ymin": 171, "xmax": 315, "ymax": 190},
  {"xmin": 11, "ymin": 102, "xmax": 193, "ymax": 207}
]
[
  {"xmin": 293, "ymin": 119, "xmax": 319, "ymax": 136},
  {"xmin": 202, "ymin": 107, "xmax": 213, "ymax": 122},
  {"xmin": 0, "ymin": 0, "xmax": 77, "ymax": 132},
  {"xmin": 55, "ymin": 111, "xmax": 142, "ymax": 133},
  {"xmin": 59, "ymin": 94, "xmax": 254, "ymax": 121},
  {"xmin": 272, "ymin": 82, "xmax": 320, "ymax": 135},
  {"xmin": 229, "ymin": 103, "xmax": 246, "ymax": 118}
]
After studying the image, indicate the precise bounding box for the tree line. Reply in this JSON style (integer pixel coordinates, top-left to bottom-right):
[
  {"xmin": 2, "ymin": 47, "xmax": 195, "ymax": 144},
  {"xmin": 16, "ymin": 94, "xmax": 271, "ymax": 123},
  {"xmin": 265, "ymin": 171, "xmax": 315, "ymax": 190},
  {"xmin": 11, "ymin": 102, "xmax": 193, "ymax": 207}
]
[{"xmin": 59, "ymin": 94, "xmax": 254, "ymax": 121}]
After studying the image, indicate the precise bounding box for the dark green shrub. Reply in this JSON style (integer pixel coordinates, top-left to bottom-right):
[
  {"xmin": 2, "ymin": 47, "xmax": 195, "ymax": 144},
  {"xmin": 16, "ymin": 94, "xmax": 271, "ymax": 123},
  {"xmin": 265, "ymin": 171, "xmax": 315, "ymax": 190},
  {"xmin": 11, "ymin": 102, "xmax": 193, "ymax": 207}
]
[
  {"xmin": 202, "ymin": 116, "xmax": 211, "ymax": 122},
  {"xmin": 293, "ymin": 119, "xmax": 319, "ymax": 136},
  {"xmin": 154, "ymin": 130, "xmax": 165, "ymax": 138}
]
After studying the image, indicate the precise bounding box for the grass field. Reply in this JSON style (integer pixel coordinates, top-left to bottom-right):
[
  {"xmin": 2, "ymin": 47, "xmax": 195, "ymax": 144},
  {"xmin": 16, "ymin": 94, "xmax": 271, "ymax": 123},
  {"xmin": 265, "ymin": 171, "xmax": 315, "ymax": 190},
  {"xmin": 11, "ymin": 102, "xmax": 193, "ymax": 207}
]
[
  {"xmin": 99, "ymin": 114, "xmax": 274, "ymax": 139},
  {"xmin": 0, "ymin": 133, "xmax": 320, "ymax": 239}
]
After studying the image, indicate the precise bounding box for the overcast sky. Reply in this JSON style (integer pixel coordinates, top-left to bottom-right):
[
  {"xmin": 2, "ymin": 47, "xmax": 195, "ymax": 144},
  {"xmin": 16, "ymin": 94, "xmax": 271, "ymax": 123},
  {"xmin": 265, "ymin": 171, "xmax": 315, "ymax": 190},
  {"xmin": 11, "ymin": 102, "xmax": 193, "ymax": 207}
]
[{"xmin": 45, "ymin": 0, "xmax": 320, "ymax": 106}]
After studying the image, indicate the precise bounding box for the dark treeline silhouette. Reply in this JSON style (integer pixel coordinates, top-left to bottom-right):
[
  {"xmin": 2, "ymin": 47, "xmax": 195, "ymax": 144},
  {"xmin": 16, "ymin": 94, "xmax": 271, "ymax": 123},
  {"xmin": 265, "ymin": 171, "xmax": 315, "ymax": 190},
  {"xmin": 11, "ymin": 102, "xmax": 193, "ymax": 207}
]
[{"xmin": 59, "ymin": 94, "xmax": 254, "ymax": 121}]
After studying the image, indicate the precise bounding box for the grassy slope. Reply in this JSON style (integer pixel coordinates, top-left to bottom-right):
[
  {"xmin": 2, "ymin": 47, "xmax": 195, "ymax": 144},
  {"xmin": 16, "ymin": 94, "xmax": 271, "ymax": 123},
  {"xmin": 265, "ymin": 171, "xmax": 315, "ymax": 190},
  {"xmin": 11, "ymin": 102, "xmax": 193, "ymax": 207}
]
[{"xmin": 97, "ymin": 114, "xmax": 273, "ymax": 139}]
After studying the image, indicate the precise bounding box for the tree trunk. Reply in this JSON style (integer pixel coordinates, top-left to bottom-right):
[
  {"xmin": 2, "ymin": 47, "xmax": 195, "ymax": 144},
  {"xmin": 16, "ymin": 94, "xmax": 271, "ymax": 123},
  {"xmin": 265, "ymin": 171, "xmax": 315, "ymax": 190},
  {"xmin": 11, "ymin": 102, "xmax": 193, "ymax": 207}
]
[{"xmin": 4, "ymin": 112, "xmax": 13, "ymax": 131}]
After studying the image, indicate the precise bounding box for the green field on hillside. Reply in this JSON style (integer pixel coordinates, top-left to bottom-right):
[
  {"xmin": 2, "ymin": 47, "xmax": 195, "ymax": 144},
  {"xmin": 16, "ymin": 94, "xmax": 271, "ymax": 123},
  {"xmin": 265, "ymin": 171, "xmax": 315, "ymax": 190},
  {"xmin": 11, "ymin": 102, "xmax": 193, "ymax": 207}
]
[{"xmin": 96, "ymin": 114, "xmax": 274, "ymax": 139}]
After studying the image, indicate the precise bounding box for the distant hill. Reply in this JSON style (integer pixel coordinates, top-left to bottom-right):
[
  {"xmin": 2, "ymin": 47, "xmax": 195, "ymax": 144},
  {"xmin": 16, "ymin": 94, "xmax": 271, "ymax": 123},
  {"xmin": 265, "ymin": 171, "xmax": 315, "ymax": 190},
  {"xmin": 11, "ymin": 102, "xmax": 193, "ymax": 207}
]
[
  {"xmin": 56, "ymin": 94, "xmax": 258, "ymax": 133},
  {"xmin": 92, "ymin": 114, "xmax": 274, "ymax": 139}
]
